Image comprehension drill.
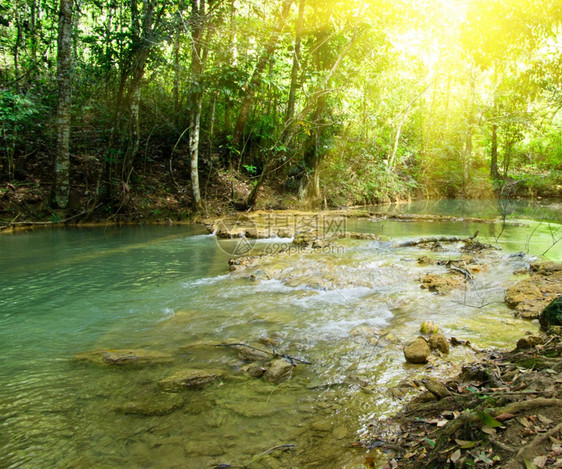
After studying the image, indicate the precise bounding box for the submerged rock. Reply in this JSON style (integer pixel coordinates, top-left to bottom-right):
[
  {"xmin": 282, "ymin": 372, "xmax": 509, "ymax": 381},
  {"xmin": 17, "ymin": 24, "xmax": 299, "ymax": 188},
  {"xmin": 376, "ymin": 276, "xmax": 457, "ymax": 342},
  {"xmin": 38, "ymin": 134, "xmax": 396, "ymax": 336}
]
[
  {"xmin": 428, "ymin": 334, "xmax": 449, "ymax": 354},
  {"xmin": 241, "ymin": 362, "xmax": 267, "ymax": 378},
  {"xmin": 539, "ymin": 296, "xmax": 562, "ymax": 331},
  {"xmin": 235, "ymin": 344, "xmax": 271, "ymax": 362},
  {"xmin": 74, "ymin": 349, "xmax": 173, "ymax": 367},
  {"xmin": 263, "ymin": 359, "xmax": 294, "ymax": 383},
  {"xmin": 403, "ymin": 338, "xmax": 430, "ymax": 364},
  {"xmin": 350, "ymin": 323, "xmax": 379, "ymax": 338},
  {"xmin": 420, "ymin": 273, "xmax": 463, "ymax": 294},
  {"xmin": 114, "ymin": 393, "xmax": 185, "ymax": 416},
  {"xmin": 158, "ymin": 369, "xmax": 221, "ymax": 392}
]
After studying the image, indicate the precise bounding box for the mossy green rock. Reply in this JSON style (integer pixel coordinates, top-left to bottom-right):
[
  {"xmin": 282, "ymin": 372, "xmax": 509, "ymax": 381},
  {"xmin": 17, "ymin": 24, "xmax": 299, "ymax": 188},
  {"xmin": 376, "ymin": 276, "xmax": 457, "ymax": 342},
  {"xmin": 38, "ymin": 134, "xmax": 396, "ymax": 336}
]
[
  {"xmin": 74, "ymin": 349, "xmax": 173, "ymax": 367},
  {"xmin": 158, "ymin": 369, "xmax": 222, "ymax": 392},
  {"xmin": 539, "ymin": 297, "xmax": 562, "ymax": 331},
  {"xmin": 115, "ymin": 393, "xmax": 185, "ymax": 416}
]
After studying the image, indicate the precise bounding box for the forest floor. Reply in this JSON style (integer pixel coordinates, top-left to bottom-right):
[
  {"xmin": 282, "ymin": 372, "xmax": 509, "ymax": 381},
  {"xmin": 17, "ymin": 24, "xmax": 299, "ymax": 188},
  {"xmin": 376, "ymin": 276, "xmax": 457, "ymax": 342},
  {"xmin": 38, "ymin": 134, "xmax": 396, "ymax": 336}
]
[
  {"xmin": 365, "ymin": 331, "xmax": 562, "ymax": 469},
  {"xmin": 0, "ymin": 153, "xmax": 301, "ymax": 229}
]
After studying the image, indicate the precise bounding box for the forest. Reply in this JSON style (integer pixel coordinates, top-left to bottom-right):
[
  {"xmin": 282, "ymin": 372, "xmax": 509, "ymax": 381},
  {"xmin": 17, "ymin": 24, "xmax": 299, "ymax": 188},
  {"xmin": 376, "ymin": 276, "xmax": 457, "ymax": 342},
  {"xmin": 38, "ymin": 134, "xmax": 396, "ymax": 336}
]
[{"xmin": 1, "ymin": 0, "xmax": 561, "ymax": 220}]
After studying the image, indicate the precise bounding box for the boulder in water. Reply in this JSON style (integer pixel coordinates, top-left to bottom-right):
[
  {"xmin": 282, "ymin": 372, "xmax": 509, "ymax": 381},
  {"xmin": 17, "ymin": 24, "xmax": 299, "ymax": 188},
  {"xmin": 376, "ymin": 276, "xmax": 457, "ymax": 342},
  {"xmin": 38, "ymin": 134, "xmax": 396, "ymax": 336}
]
[
  {"xmin": 74, "ymin": 349, "xmax": 173, "ymax": 367},
  {"xmin": 158, "ymin": 369, "xmax": 221, "ymax": 392},
  {"xmin": 420, "ymin": 321, "xmax": 439, "ymax": 334},
  {"xmin": 428, "ymin": 334, "xmax": 449, "ymax": 354},
  {"xmin": 241, "ymin": 362, "xmax": 267, "ymax": 378},
  {"xmin": 235, "ymin": 344, "xmax": 271, "ymax": 362},
  {"xmin": 263, "ymin": 359, "xmax": 293, "ymax": 383},
  {"xmin": 114, "ymin": 393, "xmax": 185, "ymax": 416},
  {"xmin": 420, "ymin": 274, "xmax": 462, "ymax": 294},
  {"xmin": 403, "ymin": 338, "xmax": 430, "ymax": 364}
]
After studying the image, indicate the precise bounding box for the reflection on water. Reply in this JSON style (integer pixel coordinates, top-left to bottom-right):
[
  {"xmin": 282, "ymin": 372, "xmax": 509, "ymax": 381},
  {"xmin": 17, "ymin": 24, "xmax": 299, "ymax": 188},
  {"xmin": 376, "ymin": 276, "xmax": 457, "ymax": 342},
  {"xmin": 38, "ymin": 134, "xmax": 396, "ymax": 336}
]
[
  {"xmin": 0, "ymin": 202, "xmax": 560, "ymax": 468},
  {"xmin": 369, "ymin": 198, "xmax": 562, "ymax": 224}
]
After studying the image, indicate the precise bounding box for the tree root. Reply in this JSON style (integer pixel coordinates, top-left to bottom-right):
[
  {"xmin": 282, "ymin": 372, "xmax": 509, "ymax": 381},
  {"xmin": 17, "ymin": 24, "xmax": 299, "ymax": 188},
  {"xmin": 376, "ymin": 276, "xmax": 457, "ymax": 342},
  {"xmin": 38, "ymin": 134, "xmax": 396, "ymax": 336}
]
[
  {"xmin": 493, "ymin": 398, "xmax": 562, "ymax": 416},
  {"xmin": 507, "ymin": 423, "xmax": 562, "ymax": 469}
]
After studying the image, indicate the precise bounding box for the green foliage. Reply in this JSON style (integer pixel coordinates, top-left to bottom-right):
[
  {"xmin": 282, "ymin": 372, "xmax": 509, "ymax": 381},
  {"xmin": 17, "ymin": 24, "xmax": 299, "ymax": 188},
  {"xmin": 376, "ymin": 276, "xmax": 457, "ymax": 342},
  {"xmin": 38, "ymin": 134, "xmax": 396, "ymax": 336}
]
[
  {"xmin": 0, "ymin": 0, "xmax": 561, "ymax": 206},
  {"xmin": 0, "ymin": 91, "xmax": 39, "ymax": 179}
]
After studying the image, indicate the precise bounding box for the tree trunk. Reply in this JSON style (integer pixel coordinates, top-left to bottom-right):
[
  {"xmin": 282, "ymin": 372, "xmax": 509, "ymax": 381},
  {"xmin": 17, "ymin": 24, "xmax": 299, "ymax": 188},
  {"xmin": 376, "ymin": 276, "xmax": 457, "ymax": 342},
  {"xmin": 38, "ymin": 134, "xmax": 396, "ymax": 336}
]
[
  {"xmin": 188, "ymin": 0, "xmax": 206, "ymax": 212},
  {"xmin": 54, "ymin": 0, "xmax": 73, "ymax": 209},
  {"xmin": 231, "ymin": 0, "xmax": 292, "ymax": 148},
  {"xmin": 284, "ymin": 0, "xmax": 304, "ymax": 132},
  {"xmin": 490, "ymin": 121, "xmax": 498, "ymax": 179}
]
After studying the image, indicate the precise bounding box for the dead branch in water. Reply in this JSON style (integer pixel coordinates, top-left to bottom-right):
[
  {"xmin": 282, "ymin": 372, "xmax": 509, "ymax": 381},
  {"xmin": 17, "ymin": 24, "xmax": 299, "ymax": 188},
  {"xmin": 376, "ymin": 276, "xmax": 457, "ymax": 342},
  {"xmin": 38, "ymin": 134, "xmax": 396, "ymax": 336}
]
[
  {"xmin": 396, "ymin": 231, "xmax": 479, "ymax": 248},
  {"xmin": 215, "ymin": 342, "xmax": 312, "ymax": 365}
]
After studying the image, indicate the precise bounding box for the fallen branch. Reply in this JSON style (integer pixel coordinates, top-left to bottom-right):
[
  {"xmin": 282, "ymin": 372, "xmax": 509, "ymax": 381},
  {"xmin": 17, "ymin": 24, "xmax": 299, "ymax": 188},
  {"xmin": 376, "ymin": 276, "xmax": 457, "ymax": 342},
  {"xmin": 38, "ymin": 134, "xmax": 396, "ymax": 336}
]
[
  {"xmin": 450, "ymin": 264, "xmax": 473, "ymax": 280},
  {"xmin": 216, "ymin": 342, "xmax": 312, "ymax": 365},
  {"xmin": 0, "ymin": 204, "xmax": 103, "ymax": 228},
  {"xmin": 397, "ymin": 236, "xmax": 466, "ymax": 247},
  {"xmin": 245, "ymin": 444, "xmax": 296, "ymax": 466}
]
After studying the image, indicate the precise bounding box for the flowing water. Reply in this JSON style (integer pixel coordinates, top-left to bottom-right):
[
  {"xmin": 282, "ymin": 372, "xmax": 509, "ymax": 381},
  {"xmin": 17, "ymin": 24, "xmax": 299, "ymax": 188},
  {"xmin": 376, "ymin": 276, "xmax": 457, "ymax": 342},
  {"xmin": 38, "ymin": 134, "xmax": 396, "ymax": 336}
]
[{"xmin": 0, "ymin": 199, "xmax": 560, "ymax": 468}]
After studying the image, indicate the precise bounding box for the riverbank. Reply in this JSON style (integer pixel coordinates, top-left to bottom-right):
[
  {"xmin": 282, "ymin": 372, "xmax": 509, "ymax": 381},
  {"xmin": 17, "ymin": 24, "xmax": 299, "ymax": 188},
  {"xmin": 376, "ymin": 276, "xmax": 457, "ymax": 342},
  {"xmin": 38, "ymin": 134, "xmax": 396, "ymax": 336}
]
[{"xmin": 366, "ymin": 329, "xmax": 562, "ymax": 469}]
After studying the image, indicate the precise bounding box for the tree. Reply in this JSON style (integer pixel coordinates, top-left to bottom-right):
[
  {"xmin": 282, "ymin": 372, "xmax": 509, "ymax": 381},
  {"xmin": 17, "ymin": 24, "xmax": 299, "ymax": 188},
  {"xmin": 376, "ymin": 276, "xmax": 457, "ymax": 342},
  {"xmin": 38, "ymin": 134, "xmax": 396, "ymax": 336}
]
[{"xmin": 53, "ymin": 0, "xmax": 73, "ymax": 209}]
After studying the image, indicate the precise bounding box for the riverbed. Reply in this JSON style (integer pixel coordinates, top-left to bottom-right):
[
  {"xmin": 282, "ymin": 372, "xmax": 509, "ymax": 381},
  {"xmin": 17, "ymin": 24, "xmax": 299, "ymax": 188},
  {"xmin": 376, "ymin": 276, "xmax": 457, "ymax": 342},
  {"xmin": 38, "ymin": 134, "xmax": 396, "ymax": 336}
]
[{"xmin": 0, "ymin": 199, "xmax": 560, "ymax": 468}]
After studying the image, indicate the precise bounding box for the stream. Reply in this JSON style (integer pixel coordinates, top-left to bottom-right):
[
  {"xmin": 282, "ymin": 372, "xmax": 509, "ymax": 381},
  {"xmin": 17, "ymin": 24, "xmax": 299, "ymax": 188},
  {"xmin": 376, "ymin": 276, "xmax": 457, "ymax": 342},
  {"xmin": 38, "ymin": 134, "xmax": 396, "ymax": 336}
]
[{"xmin": 0, "ymin": 199, "xmax": 560, "ymax": 468}]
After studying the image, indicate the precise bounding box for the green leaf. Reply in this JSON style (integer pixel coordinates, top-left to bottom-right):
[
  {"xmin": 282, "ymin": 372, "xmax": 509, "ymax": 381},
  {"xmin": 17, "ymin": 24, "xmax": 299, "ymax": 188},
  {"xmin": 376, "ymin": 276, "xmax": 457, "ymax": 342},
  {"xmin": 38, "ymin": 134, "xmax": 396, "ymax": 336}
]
[
  {"xmin": 477, "ymin": 411, "xmax": 503, "ymax": 428},
  {"xmin": 424, "ymin": 438, "xmax": 436, "ymax": 448}
]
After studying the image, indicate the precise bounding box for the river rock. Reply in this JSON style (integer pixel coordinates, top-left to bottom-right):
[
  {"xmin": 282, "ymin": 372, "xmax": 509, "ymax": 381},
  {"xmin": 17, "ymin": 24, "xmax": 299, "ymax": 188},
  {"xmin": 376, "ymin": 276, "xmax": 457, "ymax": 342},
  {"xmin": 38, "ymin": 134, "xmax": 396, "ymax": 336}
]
[
  {"xmin": 428, "ymin": 334, "xmax": 449, "ymax": 354},
  {"xmin": 114, "ymin": 393, "xmax": 185, "ymax": 416},
  {"xmin": 333, "ymin": 426, "xmax": 348, "ymax": 440},
  {"xmin": 235, "ymin": 344, "xmax": 271, "ymax": 362},
  {"xmin": 420, "ymin": 321, "xmax": 439, "ymax": 334},
  {"xmin": 350, "ymin": 323, "xmax": 379, "ymax": 338},
  {"xmin": 158, "ymin": 369, "xmax": 221, "ymax": 392},
  {"xmin": 420, "ymin": 273, "xmax": 463, "ymax": 294},
  {"xmin": 516, "ymin": 334, "xmax": 545, "ymax": 349},
  {"xmin": 241, "ymin": 362, "xmax": 267, "ymax": 378},
  {"xmin": 505, "ymin": 263, "xmax": 562, "ymax": 319},
  {"xmin": 74, "ymin": 349, "xmax": 173, "ymax": 367},
  {"xmin": 403, "ymin": 338, "xmax": 430, "ymax": 364},
  {"xmin": 263, "ymin": 359, "xmax": 293, "ymax": 383},
  {"xmin": 539, "ymin": 297, "xmax": 562, "ymax": 331}
]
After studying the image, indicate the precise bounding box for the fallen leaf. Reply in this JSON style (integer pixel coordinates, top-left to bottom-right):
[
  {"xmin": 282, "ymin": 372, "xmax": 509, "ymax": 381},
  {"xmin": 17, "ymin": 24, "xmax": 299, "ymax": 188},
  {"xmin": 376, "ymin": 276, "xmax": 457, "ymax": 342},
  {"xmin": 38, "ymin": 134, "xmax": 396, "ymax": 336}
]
[
  {"xmin": 524, "ymin": 457, "xmax": 540, "ymax": 469},
  {"xmin": 437, "ymin": 419, "xmax": 448, "ymax": 428},
  {"xmin": 478, "ymin": 451, "xmax": 493, "ymax": 464},
  {"xmin": 538, "ymin": 415, "xmax": 553, "ymax": 425},
  {"xmin": 455, "ymin": 439, "xmax": 478, "ymax": 449},
  {"xmin": 482, "ymin": 425, "xmax": 497, "ymax": 436},
  {"xmin": 450, "ymin": 449, "xmax": 462, "ymax": 464},
  {"xmin": 495, "ymin": 412, "xmax": 516, "ymax": 422},
  {"xmin": 533, "ymin": 456, "xmax": 548, "ymax": 468},
  {"xmin": 478, "ymin": 411, "xmax": 504, "ymax": 428}
]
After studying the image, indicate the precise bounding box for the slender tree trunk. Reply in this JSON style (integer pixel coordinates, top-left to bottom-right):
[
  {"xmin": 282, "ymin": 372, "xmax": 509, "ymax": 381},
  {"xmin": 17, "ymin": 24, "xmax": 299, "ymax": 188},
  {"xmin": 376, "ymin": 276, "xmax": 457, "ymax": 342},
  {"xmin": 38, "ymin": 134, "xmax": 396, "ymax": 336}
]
[
  {"xmin": 231, "ymin": 0, "xmax": 292, "ymax": 148},
  {"xmin": 173, "ymin": 26, "xmax": 181, "ymax": 119},
  {"xmin": 490, "ymin": 121, "xmax": 498, "ymax": 179},
  {"xmin": 188, "ymin": 0, "xmax": 206, "ymax": 212},
  {"xmin": 490, "ymin": 95, "xmax": 499, "ymax": 179},
  {"xmin": 54, "ymin": 0, "xmax": 73, "ymax": 209},
  {"xmin": 284, "ymin": 0, "xmax": 304, "ymax": 131}
]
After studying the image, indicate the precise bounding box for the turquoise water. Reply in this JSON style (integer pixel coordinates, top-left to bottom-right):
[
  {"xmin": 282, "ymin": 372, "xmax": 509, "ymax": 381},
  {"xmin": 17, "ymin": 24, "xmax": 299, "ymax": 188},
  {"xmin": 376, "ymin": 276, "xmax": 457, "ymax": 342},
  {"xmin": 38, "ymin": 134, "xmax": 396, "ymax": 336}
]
[{"xmin": 0, "ymin": 203, "xmax": 560, "ymax": 468}]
